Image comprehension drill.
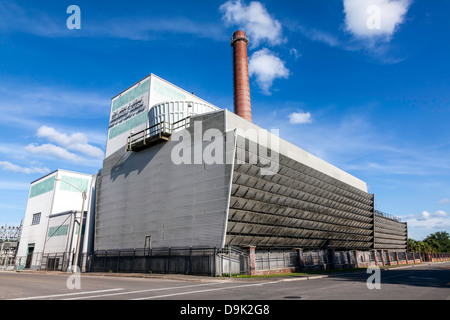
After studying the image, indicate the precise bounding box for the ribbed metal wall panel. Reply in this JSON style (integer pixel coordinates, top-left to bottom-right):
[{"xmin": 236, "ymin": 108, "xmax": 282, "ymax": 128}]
[
  {"xmin": 226, "ymin": 137, "xmax": 375, "ymax": 250},
  {"xmin": 374, "ymin": 214, "xmax": 407, "ymax": 250},
  {"xmin": 148, "ymin": 100, "xmax": 218, "ymax": 128}
]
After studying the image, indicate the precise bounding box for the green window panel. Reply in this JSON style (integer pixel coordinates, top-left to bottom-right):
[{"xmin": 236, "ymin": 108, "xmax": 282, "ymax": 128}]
[
  {"xmin": 29, "ymin": 175, "xmax": 55, "ymax": 198},
  {"xmin": 112, "ymin": 80, "xmax": 150, "ymax": 112},
  {"xmin": 152, "ymin": 78, "xmax": 186, "ymax": 101},
  {"xmin": 48, "ymin": 224, "xmax": 68, "ymax": 237},
  {"xmin": 59, "ymin": 175, "xmax": 89, "ymax": 193},
  {"xmin": 108, "ymin": 112, "xmax": 147, "ymax": 140},
  {"xmin": 74, "ymin": 223, "xmax": 85, "ymax": 235}
]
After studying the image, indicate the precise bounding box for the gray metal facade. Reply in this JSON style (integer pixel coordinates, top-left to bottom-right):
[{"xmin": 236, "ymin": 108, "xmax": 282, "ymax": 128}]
[
  {"xmin": 374, "ymin": 214, "xmax": 407, "ymax": 250},
  {"xmin": 95, "ymin": 111, "xmax": 234, "ymax": 250},
  {"xmin": 95, "ymin": 109, "xmax": 406, "ymax": 252}
]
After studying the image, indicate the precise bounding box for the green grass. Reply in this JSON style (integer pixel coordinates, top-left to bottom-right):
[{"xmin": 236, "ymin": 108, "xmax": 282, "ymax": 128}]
[{"xmin": 225, "ymin": 272, "xmax": 308, "ymax": 278}]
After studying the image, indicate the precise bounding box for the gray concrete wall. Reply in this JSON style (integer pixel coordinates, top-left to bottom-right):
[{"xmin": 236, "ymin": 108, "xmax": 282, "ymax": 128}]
[{"xmin": 95, "ymin": 111, "xmax": 234, "ymax": 250}]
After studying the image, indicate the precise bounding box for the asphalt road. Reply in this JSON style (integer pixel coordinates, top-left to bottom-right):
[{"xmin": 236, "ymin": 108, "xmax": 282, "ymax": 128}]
[{"xmin": 1, "ymin": 262, "xmax": 449, "ymax": 303}]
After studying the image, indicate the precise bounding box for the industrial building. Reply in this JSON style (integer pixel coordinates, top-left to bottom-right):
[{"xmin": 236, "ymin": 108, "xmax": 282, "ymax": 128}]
[
  {"xmin": 98, "ymin": 107, "xmax": 376, "ymax": 250},
  {"xmin": 0, "ymin": 224, "xmax": 21, "ymax": 270},
  {"xmin": 15, "ymin": 169, "xmax": 98, "ymax": 270},
  {"xmin": 92, "ymin": 31, "xmax": 408, "ymax": 275},
  {"xmin": 15, "ymin": 30, "xmax": 409, "ymax": 274}
]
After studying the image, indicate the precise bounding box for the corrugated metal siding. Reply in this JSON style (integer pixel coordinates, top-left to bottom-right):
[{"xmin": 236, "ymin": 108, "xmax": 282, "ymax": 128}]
[
  {"xmin": 374, "ymin": 214, "xmax": 407, "ymax": 250},
  {"xmin": 95, "ymin": 111, "xmax": 233, "ymax": 250},
  {"xmin": 226, "ymin": 136, "xmax": 375, "ymax": 250},
  {"xmin": 148, "ymin": 100, "xmax": 218, "ymax": 128}
]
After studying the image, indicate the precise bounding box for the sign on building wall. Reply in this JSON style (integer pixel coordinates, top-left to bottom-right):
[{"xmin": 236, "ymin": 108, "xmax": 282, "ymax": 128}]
[
  {"xmin": 105, "ymin": 74, "xmax": 219, "ymax": 158},
  {"xmin": 108, "ymin": 79, "xmax": 150, "ymax": 140}
]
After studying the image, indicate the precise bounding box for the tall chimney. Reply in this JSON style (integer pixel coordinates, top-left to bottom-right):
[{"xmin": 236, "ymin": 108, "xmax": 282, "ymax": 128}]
[{"xmin": 231, "ymin": 30, "xmax": 252, "ymax": 122}]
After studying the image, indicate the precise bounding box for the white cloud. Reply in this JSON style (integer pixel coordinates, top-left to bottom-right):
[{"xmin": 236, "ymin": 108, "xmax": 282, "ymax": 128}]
[
  {"xmin": 438, "ymin": 198, "xmax": 450, "ymax": 205},
  {"xmin": 25, "ymin": 143, "xmax": 85, "ymax": 162},
  {"xmin": 249, "ymin": 48, "xmax": 290, "ymax": 94},
  {"xmin": 343, "ymin": 0, "xmax": 412, "ymax": 40},
  {"xmin": 418, "ymin": 210, "xmax": 448, "ymax": 221},
  {"xmin": 70, "ymin": 143, "xmax": 105, "ymax": 159},
  {"xmin": 287, "ymin": 14, "xmax": 408, "ymax": 64},
  {"xmin": 36, "ymin": 126, "xmax": 104, "ymax": 159},
  {"xmin": 0, "ymin": 1, "xmax": 226, "ymax": 42},
  {"xmin": 289, "ymin": 112, "xmax": 313, "ymax": 124},
  {"xmin": 296, "ymin": 25, "xmax": 341, "ymax": 48},
  {"xmin": 37, "ymin": 126, "xmax": 87, "ymax": 146},
  {"xmin": 255, "ymin": 103, "xmax": 450, "ymax": 178},
  {"xmin": 0, "ymin": 82, "xmax": 108, "ymax": 119},
  {"xmin": 0, "ymin": 161, "xmax": 49, "ymax": 174},
  {"xmin": 289, "ymin": 48, "xmax": 302, "ymax": 61},
  {"xmin": 0, "ymin": 180, "xmax": 30, "ymax": 191},
  {"xmin": 403, "ymin": 210, "xmax": 450, "ymax": 238},
  {"xmin": 220, "ymin": 0, "xmax": 284, "ymax": 47},
  {"xmin": 94, "ymin": 17, "xmax": 226, "ymax": 42},
  {"xmin": 0, "ymin": 1, "xmax": 64, "ymax": 38}
]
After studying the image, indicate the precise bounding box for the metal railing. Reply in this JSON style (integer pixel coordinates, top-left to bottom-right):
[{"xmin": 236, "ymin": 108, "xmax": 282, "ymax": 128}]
[
  {"xmin": 87, "ymin": 246, "xmax": 219, "ymax": 276},
  {"xmin": 11, "ymin": 248, "xmax": 450, "ymax": 275},
  {"xmin": 126, "ymin": 117, "xmax": 191, "ymax": 151},
  {"xmin": 375, "ymin": 210, "xmax": 402, "ymax": 222}
]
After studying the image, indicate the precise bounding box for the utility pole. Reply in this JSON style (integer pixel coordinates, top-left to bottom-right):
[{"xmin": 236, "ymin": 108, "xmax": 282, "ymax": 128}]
[
  {"xmin": 1, "ymin": 224, "xmax": 6, "ymax": 267},
  {"xmin": 72, "ymin": 190, "xmax": 87, "ymax": 271},
  {"xmin": 55, "ymin": 178, "xmax": 87, "ymax": 273}
]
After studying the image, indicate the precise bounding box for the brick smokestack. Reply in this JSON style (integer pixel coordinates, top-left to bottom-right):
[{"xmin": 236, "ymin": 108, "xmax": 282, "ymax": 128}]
[{"xmin": 231, "ymin": 30, "xmax": 252, "ymax": 122}]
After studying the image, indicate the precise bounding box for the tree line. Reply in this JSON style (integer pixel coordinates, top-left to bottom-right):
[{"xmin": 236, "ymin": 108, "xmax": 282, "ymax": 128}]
[{"xmin": 408, "ymin": 231, "xmax": 450, "ymax": 253}]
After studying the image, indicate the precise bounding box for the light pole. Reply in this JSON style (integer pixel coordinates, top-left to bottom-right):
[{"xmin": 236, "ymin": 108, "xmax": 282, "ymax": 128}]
[{"xmin": 55, "ymin": 178, "xmax": 87, "ymax": 272}]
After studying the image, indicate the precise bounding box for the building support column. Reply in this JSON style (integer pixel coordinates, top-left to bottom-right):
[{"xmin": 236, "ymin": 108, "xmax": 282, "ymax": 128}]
[
  {"xmin": 380, "ymin": 250, "xmax": 386, "ymax": 266},
  {"xmin": 328, "ymin": 249, "xmax": 336, "ymax": 270},
  {"xmin": 247, "ymin": 246, "xmax": 256, "ymax": 276},
  {"xmin": 295, "ymin": 248, "xmax": 305, "ymax": 272},
  {"xmin": 373, "ymin": 250, "xmax": 379, "ymax": 266},
  {"xmin": 353, "ymin": 251, "xmax": 360, "ymax": 268}
]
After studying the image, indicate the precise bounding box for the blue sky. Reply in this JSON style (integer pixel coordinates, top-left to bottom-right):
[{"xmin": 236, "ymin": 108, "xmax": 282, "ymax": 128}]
[{"xmin": 0, "ymin": 0, "xmax": 448, "ymax": 240}]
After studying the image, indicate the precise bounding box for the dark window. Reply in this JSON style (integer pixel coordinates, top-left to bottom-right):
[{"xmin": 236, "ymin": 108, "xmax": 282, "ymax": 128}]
[{"xmin": 31, "ymin": 213, "xmax": 41, "ymax": 225}]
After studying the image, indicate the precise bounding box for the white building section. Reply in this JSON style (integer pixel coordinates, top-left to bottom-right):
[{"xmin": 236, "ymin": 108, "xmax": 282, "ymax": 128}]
[
  {"xmin": 16, "ymin": 170, "xmax": 97, "ymax": 270},
  {"xmin": 105, "ymin": 74, "xmax": 219, "ymax": 158}
]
